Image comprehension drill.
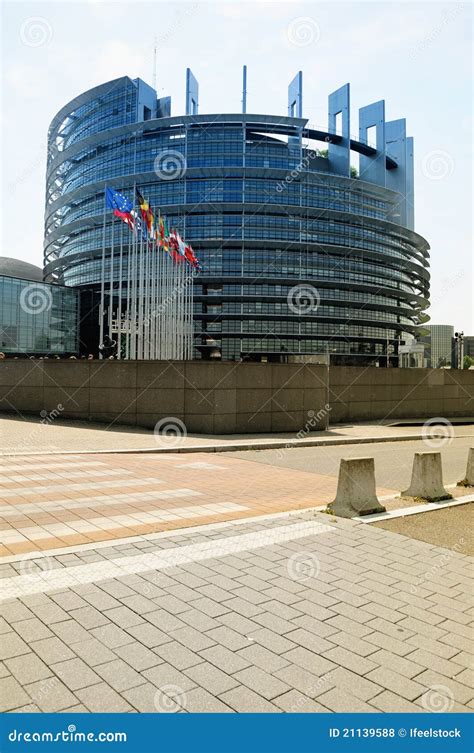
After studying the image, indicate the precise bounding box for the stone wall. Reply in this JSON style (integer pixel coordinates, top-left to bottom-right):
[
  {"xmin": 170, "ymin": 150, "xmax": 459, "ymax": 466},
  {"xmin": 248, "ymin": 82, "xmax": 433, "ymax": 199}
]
[
  {"xmin": 0, "ymin": 360, "xmax": 329, "ymax": 434},
  {"xmin": 0, "ymin": 360, "xmax": 472, "ymax": 434},
  {"xmin": 328, "ymin": 366, "xmax": 473, "ymax": 423}
]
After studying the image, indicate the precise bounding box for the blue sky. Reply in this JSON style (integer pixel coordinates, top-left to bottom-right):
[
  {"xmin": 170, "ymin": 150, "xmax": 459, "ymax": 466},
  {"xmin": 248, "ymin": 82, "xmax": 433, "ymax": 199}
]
[{"xmin": 1, "ymin": 0, "xmax": 472, "ymax": 331}]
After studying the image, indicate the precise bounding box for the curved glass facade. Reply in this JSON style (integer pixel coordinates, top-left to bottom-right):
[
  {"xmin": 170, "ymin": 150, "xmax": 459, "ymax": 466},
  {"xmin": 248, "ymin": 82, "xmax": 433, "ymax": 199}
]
[
  {"xmin": 44, "ymin": 76, "xmax": 430, "ymax": 364},
  {"xmin": 0, "ymin": 275, "xmax": 78, "ymax": 355}
]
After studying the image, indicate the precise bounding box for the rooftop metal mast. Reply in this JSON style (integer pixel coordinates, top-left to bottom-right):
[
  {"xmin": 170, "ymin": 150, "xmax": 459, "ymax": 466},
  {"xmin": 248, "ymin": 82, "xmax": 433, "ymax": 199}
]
[{"xmin": 152, "ymin": 37, "xmax": 157, "ymax": 91}]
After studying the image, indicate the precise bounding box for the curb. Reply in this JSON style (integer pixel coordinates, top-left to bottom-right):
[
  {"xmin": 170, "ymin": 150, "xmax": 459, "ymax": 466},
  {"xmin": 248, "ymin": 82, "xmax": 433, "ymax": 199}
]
[
  {"xmin": 354, "ymin": 494, "xmax": 474, "ymax": 523},
  {"xmin": 4, "ymin": 431, "xmax": 474, "ymax": 457}
]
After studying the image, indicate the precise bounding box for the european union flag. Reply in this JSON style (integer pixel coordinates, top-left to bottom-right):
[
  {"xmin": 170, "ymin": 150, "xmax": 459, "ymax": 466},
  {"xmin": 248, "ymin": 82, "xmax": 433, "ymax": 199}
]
[{"xmin": 105, "ymin": 187, "xmax": 133, "ymax": 213}]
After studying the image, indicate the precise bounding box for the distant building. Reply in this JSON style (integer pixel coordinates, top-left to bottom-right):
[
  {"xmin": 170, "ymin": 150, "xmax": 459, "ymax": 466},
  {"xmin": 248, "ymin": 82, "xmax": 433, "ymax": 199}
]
[
  {"xmin": 0, "ymin": 257, "xmax": 78, "ymax": 357},
  {"xmin": 399, "ymin": 339, "xmax": 425, "ymax": 368},
  {"xmin": 464, "ymin": 336, "xmax": 474, "ymax": 359},
  {"xmin": 420, "ymin": 324, "xmax": 454, "ymax": 368}
]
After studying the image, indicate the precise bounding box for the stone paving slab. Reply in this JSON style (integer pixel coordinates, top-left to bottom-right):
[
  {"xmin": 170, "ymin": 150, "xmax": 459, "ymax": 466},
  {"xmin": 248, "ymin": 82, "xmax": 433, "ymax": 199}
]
[
  {"xmin": 0, "ymin": 509, "xmax": 472, "ymax": 714},
  {"xmin": 0, "ymin": 450, "xmax": 397, "ymax": 557}
]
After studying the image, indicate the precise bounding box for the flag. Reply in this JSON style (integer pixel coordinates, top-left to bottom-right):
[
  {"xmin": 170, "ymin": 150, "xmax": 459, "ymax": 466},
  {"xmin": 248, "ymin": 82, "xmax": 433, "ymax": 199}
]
[
  {"xmin": 105, "ymin": 188, "xmax": 135, "ymax": 229},
  {"xmin": 175, "ymin": 232, "xmax": 187, "ymax": 258},
  {"xmin": 136, "ymin": 187, "xmax": 157, "ymax": 245},
  {"xmin": 136, "ymin": 188, "xmax": 149, "ymax": 223},
  {"xmin": 169, "ymin": 231, "xmax": 183, "ymax": 263},
  {"xmin": 147, "ymin": 205, "xmax": 155, "ymax": 239},
  {"xmin": 184, "ymin": 243, "xmax": 198, "ymax": 268},
  {"xmin": 159, "ymin": 216, "xmax": 170, "ymax": 252}
]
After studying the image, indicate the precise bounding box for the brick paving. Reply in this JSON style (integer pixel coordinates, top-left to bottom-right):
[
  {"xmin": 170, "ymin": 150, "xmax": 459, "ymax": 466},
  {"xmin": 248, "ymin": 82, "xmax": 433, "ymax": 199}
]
[
  {"xmin": 0, "ymin": 452, "xmax": 397, "ymax": 556},
  {"xmin": 0, "ymin": 509, "xmax": 472, "ymax": 713}
]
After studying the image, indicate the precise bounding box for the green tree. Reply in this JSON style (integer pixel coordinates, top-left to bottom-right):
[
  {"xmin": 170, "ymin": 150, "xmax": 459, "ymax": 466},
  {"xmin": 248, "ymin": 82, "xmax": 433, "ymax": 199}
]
[
  {"xmin": 316, "ymin": 148, "xmax": 358, "ymax": 176},
  {"xmin": 463, "ymin": 355, "xmax": 474, "ymax": 369}
]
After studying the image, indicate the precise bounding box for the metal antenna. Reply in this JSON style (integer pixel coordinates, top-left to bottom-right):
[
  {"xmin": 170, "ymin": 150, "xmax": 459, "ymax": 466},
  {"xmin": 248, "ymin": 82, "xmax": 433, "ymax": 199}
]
[
  {"xmin": 242, "ymin": 65, "xmax": 247, "ymax": 114},
  {"xmin": 152, "ymin": 37, "xmax": 157, "ymax": 91}
]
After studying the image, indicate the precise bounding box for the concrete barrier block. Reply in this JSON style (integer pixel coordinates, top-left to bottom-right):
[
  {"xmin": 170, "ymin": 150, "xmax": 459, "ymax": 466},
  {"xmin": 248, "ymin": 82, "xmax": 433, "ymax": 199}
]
[
  {"xmin": 402, "ymin": 452, "xmax": 452, "ymax": 502},
  {"xmin": 458, "ymin": 448, "xmax": 474, "ymax": 487},
  {"xmin": 328, "ymin": 457, "xmax": 386, "ymax": 518}
]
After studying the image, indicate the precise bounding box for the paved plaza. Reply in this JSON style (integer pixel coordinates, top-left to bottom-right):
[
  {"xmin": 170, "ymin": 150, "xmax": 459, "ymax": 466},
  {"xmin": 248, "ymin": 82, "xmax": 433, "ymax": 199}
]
[
  {"xmin": 3, "ymin": 414, "xmax": 473, "ymax": 455},
  {"xmin": 0, "ymin": 418, "xmax": 473, "ymax": 714},
  {"xmin": 0, "ymin": 509, "xmax": 473, "ymax": 714},
  {"xmin": 0, "ymin": 451, "xmax": 398, "ymax": 557}
]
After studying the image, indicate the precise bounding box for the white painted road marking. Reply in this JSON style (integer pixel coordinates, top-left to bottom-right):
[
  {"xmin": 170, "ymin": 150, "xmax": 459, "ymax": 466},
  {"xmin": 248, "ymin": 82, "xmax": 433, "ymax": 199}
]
[{"xmin": 0, "ymin": 520, "xmax": 333, "ymax": 600}]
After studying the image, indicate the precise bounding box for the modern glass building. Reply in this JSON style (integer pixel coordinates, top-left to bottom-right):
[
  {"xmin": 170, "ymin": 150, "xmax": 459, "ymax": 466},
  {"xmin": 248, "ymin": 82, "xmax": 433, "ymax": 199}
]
[
  {"xmin": 421, "ymin": 324, "xmax": 455, "ymax": 368},
  {"xmin": 43, "ymin": 72, "xmax": 430, "ymax": 364},
  {"xmin": 0, "ymin": 257, "xmax": 78, "ymax": 356}
]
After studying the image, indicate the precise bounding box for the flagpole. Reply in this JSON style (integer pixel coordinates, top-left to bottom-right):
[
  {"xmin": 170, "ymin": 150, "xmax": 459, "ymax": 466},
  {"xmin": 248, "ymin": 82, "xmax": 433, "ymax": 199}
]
[
  {"xmin": 131, "ymin": 182, "xmax": 137, "ymax": 360},
  {"xmin": 132, "ymin": 221, "xmax": 138, "ymax": 359},
  {"xmin": 117, "ymin": 220, "xmax": 123, "ymax": 359},
  {"xmin": 144, "ymin": 233, "xmax": 149, "ymax": 360},
  {"xmin": 130, "ymin": 198, "xmax": 138, "ymax": 360},
  {"xmin": 138, "ymin": 215, "xmax": 144, "ymax": 360},
  {"xmin": 99, "ymin": 187, "xmax": 108, "ymax": 359},
  {"xmin": 108, "ymin": 216, "xmax": 115, "ymax": 348},
  {"xmin": 125, "ymin": 218, "xmax": 131, "ymax": 360},
  {"xmin": 152, "ymin": 225, "xmax": 157, "ymax": 360}
]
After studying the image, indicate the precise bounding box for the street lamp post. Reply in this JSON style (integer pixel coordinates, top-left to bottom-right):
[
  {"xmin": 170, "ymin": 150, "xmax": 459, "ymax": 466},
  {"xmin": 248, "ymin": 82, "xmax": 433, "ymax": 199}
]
[{"xmin": 454, "ymin": 331, "xmax": 464, "ymax": 369}]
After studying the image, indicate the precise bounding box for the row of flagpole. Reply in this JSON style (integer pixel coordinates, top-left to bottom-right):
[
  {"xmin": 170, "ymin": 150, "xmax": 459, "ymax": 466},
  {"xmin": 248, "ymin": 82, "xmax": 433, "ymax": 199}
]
[{"xmin": 99, "ymin": 185, "xmax": 198, "ymax": 361}]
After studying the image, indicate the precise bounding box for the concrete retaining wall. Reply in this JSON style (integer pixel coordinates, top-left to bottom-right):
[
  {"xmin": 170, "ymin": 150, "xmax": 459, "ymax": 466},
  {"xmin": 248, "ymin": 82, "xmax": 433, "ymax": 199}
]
[
  {"xmin": 0, "ymin": 360, "xmax": 329, "ymax": 434},
  {"xmin": 0, "ymin": 360, "xmax": 472, "ymax": 434},
  {"xmin": 329, "ymin": 366, "xmax": 473, "ymax": 423}
]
